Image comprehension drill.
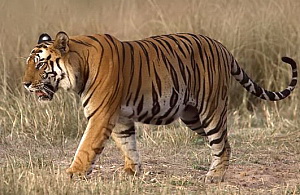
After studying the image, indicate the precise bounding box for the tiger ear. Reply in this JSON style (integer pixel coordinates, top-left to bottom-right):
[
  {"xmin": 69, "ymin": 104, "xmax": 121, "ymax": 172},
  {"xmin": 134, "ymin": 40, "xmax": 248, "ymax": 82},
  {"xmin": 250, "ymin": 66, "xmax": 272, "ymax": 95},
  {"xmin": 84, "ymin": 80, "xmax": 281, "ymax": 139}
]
[
  {"xmin": 53, "ymin": 31, "xmax": 69, "ymax": 54},
  {"xmin": 38, "ymin": 33, "xmax": 52, "ymax": 44}
]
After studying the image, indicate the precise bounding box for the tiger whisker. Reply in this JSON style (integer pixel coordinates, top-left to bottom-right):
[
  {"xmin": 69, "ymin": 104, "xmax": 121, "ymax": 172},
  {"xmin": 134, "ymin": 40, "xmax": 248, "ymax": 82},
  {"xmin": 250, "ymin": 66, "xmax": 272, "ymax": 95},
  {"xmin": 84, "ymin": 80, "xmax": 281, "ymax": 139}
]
[{"xmin": 43, "ymin": 85, "xmax": 55, "ymax": 94}]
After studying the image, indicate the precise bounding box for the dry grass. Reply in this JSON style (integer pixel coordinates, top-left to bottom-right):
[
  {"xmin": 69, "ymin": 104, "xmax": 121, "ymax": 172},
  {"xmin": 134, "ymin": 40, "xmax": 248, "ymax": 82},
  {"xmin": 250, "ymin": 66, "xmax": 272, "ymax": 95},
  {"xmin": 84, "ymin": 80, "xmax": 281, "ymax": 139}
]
[
  {"xmin": 0, "ymin": 0, "xmax": 299, "ymax": 194},
  {"xmin": 1, "ymin": 123, "xmax": 299, "ymax": 194}
]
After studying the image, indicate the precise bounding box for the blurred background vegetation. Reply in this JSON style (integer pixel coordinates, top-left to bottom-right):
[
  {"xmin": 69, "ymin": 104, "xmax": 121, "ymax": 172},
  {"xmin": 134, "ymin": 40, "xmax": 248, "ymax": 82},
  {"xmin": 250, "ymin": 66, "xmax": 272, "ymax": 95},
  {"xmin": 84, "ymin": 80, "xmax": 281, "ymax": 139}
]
[
  {"xmin": 0, "ymin": 0, "xmax": 299, "ymax": 194},
  {"xmin": 0, "ymin": 0, "xmax": 299, "ymax": 142}
]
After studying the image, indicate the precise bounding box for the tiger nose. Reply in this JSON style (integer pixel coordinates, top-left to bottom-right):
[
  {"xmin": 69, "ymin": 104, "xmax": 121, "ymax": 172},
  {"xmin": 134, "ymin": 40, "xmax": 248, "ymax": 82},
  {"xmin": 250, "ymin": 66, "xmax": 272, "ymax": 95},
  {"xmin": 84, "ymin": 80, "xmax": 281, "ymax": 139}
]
[{"xmin": 23, "ymin": 82, "xmax": 32, "ymax": 88}]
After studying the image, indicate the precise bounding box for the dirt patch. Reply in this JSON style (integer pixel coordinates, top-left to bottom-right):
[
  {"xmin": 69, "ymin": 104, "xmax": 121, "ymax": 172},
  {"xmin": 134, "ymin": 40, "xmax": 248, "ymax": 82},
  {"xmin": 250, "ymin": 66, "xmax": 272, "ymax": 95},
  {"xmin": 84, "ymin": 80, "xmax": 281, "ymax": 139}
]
[
  {"xmin": 225, "ymin": 163, "xmax": 300, "ymax": 189},
  {"xmin": 77, "ymin": 141, "xmax": 300, "ymax": 193}
]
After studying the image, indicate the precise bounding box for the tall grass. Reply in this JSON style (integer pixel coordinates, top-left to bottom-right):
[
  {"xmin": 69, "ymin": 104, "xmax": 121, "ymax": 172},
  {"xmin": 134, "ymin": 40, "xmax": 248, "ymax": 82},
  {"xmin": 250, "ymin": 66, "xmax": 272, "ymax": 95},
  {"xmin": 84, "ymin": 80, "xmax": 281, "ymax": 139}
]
[
  {"xmin": 0, "ymin": 0, "xmax": 298, "ymax": 139},
  {"xmin": 0, "ymin": 0, "xmax": 299, "ymax": 194}
]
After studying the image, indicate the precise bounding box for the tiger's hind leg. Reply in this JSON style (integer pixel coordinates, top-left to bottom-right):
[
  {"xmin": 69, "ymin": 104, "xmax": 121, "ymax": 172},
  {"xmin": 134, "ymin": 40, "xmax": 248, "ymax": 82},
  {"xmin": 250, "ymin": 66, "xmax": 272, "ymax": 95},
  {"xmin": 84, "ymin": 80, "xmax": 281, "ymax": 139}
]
[
  {"xmin": 204, "ymin": 129, "xmax": 231, "ymax": 183},
  {"xmin": 202, "ymin": 107, "xmax": 231, "ymax": 183},
  {"xmin": 181, "ymin": 105, "xmax": 231, "ymax": 183},
  {"xmin": 111, "ymin": 120, "xmax": 141, "ymax": 175}
]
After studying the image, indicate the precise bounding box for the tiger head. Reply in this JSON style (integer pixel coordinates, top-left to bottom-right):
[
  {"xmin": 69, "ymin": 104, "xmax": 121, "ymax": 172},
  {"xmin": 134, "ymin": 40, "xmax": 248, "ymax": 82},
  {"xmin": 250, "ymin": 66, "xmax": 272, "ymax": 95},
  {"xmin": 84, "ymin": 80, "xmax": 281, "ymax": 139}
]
[{"xmin": 23, "ymin": 32, "xmax": 72, "ymax": 101}]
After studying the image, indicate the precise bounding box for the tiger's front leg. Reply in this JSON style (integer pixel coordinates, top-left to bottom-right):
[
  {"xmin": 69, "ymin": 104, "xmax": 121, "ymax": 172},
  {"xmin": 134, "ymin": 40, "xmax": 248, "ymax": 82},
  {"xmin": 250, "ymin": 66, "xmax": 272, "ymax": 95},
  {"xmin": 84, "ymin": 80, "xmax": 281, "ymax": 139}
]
[
  {"xmin": 66, "ymin": 117, "xmax": 114, "ymax": 177},
  {"xmin": 111, "ymin": 120, "xmax": 141, "ymax": 175}
]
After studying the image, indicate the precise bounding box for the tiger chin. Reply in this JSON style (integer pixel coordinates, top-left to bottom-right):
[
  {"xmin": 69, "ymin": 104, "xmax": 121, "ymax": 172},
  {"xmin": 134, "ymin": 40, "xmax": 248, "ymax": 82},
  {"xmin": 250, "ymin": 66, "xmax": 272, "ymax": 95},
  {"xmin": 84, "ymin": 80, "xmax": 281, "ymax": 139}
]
[{"xmin": 23, "ymin": 31, "xmax": 297, "ymax": 183}]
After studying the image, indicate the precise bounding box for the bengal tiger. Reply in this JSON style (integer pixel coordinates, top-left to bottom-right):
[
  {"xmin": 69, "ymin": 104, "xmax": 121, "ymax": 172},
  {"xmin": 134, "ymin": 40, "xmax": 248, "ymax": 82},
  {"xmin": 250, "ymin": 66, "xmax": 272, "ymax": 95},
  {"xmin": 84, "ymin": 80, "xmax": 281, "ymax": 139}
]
[{"xmin": 22, "ymin": 31, "xmax": 297, "ymax": 183}]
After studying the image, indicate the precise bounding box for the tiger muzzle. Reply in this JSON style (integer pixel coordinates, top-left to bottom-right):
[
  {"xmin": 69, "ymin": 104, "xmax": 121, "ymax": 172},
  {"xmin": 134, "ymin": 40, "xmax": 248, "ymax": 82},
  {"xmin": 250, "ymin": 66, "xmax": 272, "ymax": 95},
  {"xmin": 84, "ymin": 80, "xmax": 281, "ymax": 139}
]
[{"xmin": 23, "ymin": 82, "xmax": 55, "ymax": 101}]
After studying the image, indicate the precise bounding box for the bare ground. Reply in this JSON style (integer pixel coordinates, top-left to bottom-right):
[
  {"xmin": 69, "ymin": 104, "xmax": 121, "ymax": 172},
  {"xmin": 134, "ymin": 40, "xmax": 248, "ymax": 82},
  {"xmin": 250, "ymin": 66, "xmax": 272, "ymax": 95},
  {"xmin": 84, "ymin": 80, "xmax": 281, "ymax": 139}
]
[{"xmin": 90, "ymin": 142, "xmax": 300, "ymax": 194}]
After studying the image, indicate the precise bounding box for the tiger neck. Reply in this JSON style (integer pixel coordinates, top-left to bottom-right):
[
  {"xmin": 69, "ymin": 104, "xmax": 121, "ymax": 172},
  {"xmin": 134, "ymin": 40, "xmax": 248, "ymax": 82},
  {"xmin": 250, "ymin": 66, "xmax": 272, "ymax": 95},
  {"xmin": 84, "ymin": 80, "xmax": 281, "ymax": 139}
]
[
  {"xmin": 66, "ymin": 34, "xmax": 125, "ymax": 106},
  {"xmin": 64, "ymin": 47, "xmax": 90, "ymax": 96}
]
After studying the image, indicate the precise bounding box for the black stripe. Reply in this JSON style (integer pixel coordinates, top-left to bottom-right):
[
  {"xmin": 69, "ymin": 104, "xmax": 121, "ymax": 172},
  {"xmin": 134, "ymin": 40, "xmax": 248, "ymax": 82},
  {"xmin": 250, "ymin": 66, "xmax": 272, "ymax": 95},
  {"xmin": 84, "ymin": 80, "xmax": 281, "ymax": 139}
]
[
  {"xmin": 87, "ymin": 93, "xmax": 110, "ymax": 120},
  {"xmin": 290, "ymin": 78, "xmax": 297, "ymax": 86},
  {"xmin": 170, "ymin": 88, "xmax": 178, "ymax": 107},
  {"xmin": 176, "ymin": 34, "xmax": 193, "ymax": 45},
  {"xmin": 169, "ymin": 65, "xmax": 179, "ymax": 92},
  {"xmin": 136, "ymin": 41, "xmax": 151, "ymax": 76},
  {"xmin": 157, "ymin": 107, "xmax": 173, "ymax": 123},
  {"xmin": 282, "ymin": 57, "xmax": 296, "ymax": 69},
  {"xmin": 214, "ymin": 145, "xmax": 226, "ymax": 157},
  {"xmin": 265, "ymin": 90, "xmax": 276, "ymax": 100},
  {"xmin": 117, "ymin": 126, "xmax": 135, "ymax": 138},
  {"xmin": 209, "ymin": 128, "xmax": 227, "ymax": 146},
  {"xmin": 143, "ymin": 117, "xmax": 153, "ymax": 124},
  {"xmin": 184, "ymin": 67, "xmax": 192, "ymax": 105},
  {"xmin": 123, "ymin": 42, "xmax": 136, "ymax": 100},
  {"xmin": 153, "ymin": 65, "xmax": 162, "ymax": 96},
  {"xmin": 126, "ymin": 93, "xmax": 132, "ymax": 106},
  {"xmin": 103, "ymin": 36, "xmax": 122, "ymax": 105},
  {"xmin": 174, "ymin": 52, "xmax": 187, "ymax": 85},
  {"xmin": 137, "ymin": 95, "xmax": 144, "ymax": 115},
  {"xmin": 159, "ymin": 48, "xmax": 171, "ymax": 72},
  {"xmin": 182, "ymin": 117, "xmax": 199, "ymax": 125},
  {"xmin": 280, "ymin": 89, "xmax": 291, "ymax": 97},
  {"xmin": 174, "ymin": 34, "xmax": 192, "ymax": 53},
  {"xmin": 78, "ymin": 50, "xmax": 90, "ymax": 95},
  {"xmin": 204, "ymin": 108, "xmax": 227, "ymax": 136},
  {"xmin": 201, "ymin": 36, "xmax": 217, "ymax": 74},
  {"xmin": 70, "ymin": 39, "xmax": 96, "ymax": 48},
  {"xmin": 81, "ymin": 35, "xmax": 105, "ymax": 105},
  {"xmin": 231, "ymin": 64, "xmax": 241, "ymax": 75},
  {"xmin": 138, "ymin": 111, "xmax": 148, "ymax": 121},
  {"xmin": 166, "ymin": 35, "xmax": 187, "ymax": 58},
  {"xmin": 219, "ymin": 45, "xmax": 230, "ymax": 78},
  {"xmin": 198, "ymin": 72, "xmax": 206, "ymax": 113},
  {"xmin": 194, "ymin": 61, "xmax": 201, "ymax": 107},
  {"xmin": 160, "ymin": 38, "xmax": 175, "ymax": 56},
  {"xmin": 86, "ymin": 35, "xmax": 101, "ymax": 44},
  {"xmin": 153, "ymin": 38, "xmax": 172, "ymax": 56},
  {"xmin": 183, "ymin": 88, "xmax": 189, "ymax": 105},
  {"xmin": 133, "ymin": 53, "xmax": 143, "ymax": 106},
  {"xmin": 55, "ymin": 58, "xmax": 62, "ymax": 71},
  {"xmin": 211, "ymin": 40, "xmax": 223, "ymax": 74},
  {"xmin": 165, "ymin": 106, "xmax": 180, "ymax": 124},
  {"xmin": 152, "ymin": 84, "xmax": 160, "ymax": 115},
  {"xmin": 121, "ymin": 42, "xmax": 126, "ymax": 72},
  {"xmin": 143, "ymin": 39, "xmax": 160, "ymax": 57},
  {"xmin": 105, "ymin": 34, "xmax": 121, "ymax": 67},
  {"xmin": 189, "ymin": 35, "xmax": 206, "ymax": 71},
  {"xmin": 190, "ymin": 51, "xmax": 197, "ymax": 93},
  {"xmin": 46, "ymin": 54, "xmax": 51, "ymax": 60},
  {"xmin": 191, "ymin": 125, "xmax": 203, "ymax": 131}
]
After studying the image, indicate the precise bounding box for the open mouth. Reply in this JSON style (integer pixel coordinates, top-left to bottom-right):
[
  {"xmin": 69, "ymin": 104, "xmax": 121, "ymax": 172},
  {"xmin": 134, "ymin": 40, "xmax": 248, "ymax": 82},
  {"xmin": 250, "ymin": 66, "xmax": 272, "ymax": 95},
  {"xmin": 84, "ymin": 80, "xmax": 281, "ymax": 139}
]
[{"xmin": 35, "ymin": 84, "xmax": 55, "ymax": 101}]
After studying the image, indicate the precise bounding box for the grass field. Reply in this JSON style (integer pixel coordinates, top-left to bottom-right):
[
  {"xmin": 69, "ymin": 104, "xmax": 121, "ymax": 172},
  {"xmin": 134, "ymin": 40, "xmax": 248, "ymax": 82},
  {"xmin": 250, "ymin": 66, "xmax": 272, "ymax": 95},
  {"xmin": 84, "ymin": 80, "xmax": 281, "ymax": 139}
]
[{"xmin": 0, "ymin": 0, "xmax": 299, "ymax": 194}]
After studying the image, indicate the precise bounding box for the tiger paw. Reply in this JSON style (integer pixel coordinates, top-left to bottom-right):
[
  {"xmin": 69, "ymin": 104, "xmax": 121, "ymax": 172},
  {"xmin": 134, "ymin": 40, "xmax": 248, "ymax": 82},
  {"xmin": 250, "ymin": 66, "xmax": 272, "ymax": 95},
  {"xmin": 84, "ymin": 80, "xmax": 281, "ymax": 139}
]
[
  {"xmin": 203, "ymin": 175, "xmax": 224, "ymax": 183},
  {"xmin": 201, "ymin": 171, "xmax": 225, "ymax": 183},
  {"xmin": 124, "ymin": 163, "xmax": 141, "ymax": 176},
  {"xmin": 66, "ymin": 165, "xmax": 90, "ymax": 180}
]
